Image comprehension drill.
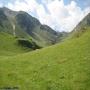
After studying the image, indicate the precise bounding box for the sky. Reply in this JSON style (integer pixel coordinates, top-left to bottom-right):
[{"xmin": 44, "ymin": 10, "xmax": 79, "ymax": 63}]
[{"xmin": 0, "ymin": 0, "xmax": 90, "ymax": 32}]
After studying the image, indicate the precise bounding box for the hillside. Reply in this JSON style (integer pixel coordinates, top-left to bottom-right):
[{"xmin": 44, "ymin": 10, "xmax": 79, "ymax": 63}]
[
  {"xmin": 0, "ymin": 7, "xmax": 64, "ymax": 55},
  {"xmin": 0, "ymin": 7, "xmax": 42, "ymax": 55},
  {"xmin": 75, "ymin": 13, "xmax": 90, "ymax": 30},
  {"xmin": 71, "ymin": 13, "xmax": 90, "ymax": 38},
  {"xmin": 0, "ymin": 7, "xmax": 61, "ymax": 47},
  {"xmin": 0, "ymin": 32, "xmax": 41, "ymax": 56},
  {"xmin": 0, "ymin": 13, "xmax": 90, "ymax": 90}
]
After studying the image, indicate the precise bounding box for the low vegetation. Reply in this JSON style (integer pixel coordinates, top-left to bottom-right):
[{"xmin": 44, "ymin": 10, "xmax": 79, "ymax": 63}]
[
  {"xmin": 0, "ymin": 8, "xmax": 90, "ymax": 90},
  {"xmin": 0, "ymin": 27, "xmax": 90, "ymax": 90}
]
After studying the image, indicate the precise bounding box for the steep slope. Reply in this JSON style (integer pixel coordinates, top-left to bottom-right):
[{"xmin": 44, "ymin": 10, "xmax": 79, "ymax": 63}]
[
  {"xmin": 0, "ymin": 7, "xmax": 41, "ymax": 55},
  {"xmin": 15, "ymin": 11, "xmax": 58, "ymax": 46},
  {"xmin": 0, "ymin": 7, "xmax": 60, "ymax": 47},
  {"xmin": 71, "ymin": 13, "xmax": 90, "ymax": 38},
  {"xmin": 0, "ymin": 15, "xmax": 90, "ymax": 90},
  {"xmin": 75, "ymin": 13, "xmax": 90, "ymax": 30},
  {"xmin": 0, "ymin": 7, "xmax": 35, "ymax": 39}
]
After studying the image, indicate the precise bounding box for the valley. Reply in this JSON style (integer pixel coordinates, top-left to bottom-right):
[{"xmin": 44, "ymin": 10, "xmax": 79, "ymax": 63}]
[{"xmin": 0, "ymin": 7, "xmax": 90, "ymax": 90}]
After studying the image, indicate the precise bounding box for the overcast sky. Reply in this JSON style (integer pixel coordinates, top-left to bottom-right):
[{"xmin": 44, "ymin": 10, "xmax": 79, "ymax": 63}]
[{"xmin": 0, "ymin": 0, "xmax": 90, "ymax": 32}]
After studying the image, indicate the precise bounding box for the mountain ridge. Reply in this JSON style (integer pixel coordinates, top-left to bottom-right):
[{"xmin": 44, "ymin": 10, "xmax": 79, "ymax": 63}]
[{"xmin": 0, "ymin": 7, "xmax": 65, "ymax": 47}]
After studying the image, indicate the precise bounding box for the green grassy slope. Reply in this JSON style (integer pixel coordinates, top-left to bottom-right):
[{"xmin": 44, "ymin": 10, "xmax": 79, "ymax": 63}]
[
  {"xmin": 0, "ymin": 27, "xmax": 90, "ymax": 90},
  {"xmin": 0, "ymin": 32, "xmax": 32, "ymax": 56},
  {"xmin": 0, "ymin": 32, "xmax": 41, "ymax": 56}
]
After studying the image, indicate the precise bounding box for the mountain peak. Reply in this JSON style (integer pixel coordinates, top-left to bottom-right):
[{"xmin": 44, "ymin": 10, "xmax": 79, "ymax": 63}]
[{"xmin": 0, "ymin": 7, "xmax": 63, "ymax": 47}]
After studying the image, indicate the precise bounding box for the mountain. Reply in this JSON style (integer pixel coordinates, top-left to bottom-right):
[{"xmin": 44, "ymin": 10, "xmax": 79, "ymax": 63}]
[
  {"xmin": 0, "ymin": 10, "xmax": 90, "ymax": 90},
  {"xmin": 71, "ymin": 13, "xmax": 90, "ymax": 38},
  {"xmin": 0, "ymin": 7, "xmax": 61, "ymax": 47},
  {"xmin": 0, "ymin": 7, "xmax": 64, "ymax": 55},
  {"xmin": 75, "ymin": 13, "xmax": 90, "ymax": 30}
]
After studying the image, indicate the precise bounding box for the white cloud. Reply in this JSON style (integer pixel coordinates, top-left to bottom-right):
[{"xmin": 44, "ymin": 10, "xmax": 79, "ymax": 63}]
[
  {"xmin": 7, "ymin": 0, "xmax": 38, "ymax": 12},
  {"xmin": 6, "ymin": 0, "xmax": 90, "ymax": 32},
  {"xmin": 43, "ymin": 0, "xmax": 90, "ymax": 31},
  {"xmin": 0, "ymin": 3, "xmax": 3, "ymax": 7}
]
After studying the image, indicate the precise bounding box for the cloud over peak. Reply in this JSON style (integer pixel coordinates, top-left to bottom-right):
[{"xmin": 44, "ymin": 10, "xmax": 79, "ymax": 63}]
[{"xmin": 1, "ymin": 0, "xmax": 90, "ymax": 32}]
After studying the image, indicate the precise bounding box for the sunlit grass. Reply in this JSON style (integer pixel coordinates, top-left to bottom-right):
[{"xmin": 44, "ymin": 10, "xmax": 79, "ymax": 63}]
[{"xmin": 0, "ymin": 28, "xmax": 90, "ymax": 90}]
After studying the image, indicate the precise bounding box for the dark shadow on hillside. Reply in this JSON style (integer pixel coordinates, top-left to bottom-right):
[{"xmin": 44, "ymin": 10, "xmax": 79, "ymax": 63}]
[{"xmin": 17, "ymin": 38, "xmax": 41, "ymax": 50}]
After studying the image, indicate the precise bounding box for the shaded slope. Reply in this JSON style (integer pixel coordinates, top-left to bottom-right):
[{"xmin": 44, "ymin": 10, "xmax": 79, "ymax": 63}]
[
  {"xmin": 0, "ymin": 7, "xmax": 60, "ymax": 47},
  {"xmin": 15, "ymin": 11, "xmax": 58, "ymax": 46},
  {"xmin": 0, "ymin": 7, "xmax": 42, "ymax": 55},
  {"xmin": 0, "ymin": 26, "xmax": 90, "ymax": 90},
  {"xmin": 0, "ymin": 7, "xmax": 32, "ymax": 38}
]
